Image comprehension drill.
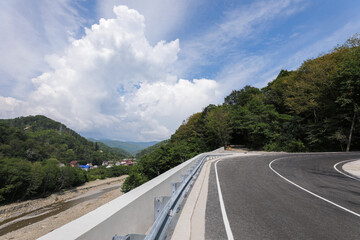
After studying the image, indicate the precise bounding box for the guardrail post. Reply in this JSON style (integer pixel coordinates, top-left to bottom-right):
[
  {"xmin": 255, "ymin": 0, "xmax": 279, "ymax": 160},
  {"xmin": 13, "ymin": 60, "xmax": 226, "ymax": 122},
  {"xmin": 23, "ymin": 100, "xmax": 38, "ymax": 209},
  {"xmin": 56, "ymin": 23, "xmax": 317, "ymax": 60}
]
[{"xmin": 154, "ymin": 196, "xmax": 170, "ymax": 221}]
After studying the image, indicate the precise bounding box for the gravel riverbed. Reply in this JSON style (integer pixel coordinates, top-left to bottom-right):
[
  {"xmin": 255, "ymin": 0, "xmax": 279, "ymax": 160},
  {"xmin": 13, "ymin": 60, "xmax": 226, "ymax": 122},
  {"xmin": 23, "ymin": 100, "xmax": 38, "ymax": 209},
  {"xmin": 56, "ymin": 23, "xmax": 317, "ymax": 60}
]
[{"xmin": 0, "ymin": 175, "xmax": 127, "ymax": 240}]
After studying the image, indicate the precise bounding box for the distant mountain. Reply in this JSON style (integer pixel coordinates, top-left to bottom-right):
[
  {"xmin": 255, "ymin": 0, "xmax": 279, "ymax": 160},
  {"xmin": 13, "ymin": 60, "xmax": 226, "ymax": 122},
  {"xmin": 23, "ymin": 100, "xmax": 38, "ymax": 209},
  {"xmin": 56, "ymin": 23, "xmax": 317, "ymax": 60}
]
[
  {"xmin": 135, "ymin": 140, "xmax": 169, "ymax": 158},
  {"xmin": 92, "ymin": 139, "xmax": 160, "ymax": 155},
  {"xmin": 88, "ymin": 138, "xmax": 132, "ymax": 157}
]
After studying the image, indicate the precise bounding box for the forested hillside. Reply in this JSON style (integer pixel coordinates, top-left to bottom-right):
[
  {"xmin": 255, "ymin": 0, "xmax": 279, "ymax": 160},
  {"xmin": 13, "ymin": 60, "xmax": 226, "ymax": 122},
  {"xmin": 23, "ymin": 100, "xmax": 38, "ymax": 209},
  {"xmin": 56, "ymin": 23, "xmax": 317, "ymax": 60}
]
[
  {"xmin": 122, "ymin": 34, "xmax": 360, "ymax": 192},
  {"xmin": 135, "ymin": 140, "xmax": 169, "ymax": 159},
  {"xmin": 0, "ymin": 115, "xmax": 129, "ymax": 204},
  {"xmin": 0, "ymin": 115, "xmax": 128, "ymax": 164}
]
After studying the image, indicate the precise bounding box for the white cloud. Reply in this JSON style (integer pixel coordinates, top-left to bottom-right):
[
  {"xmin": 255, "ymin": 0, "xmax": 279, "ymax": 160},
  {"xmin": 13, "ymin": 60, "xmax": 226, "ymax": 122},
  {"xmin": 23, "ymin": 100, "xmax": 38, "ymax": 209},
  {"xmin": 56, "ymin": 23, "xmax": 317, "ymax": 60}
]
[
  {"xmin": 0, "ymin": 97, "xmax": 27, "ymax": 118},
  {"xmin": 177, "ymin": 0, "xmax": 306, "ymax": 76},
  {"xmin": 0, "ymin": 5, "xmax": 219, "ymax": 141},
  {"xmin": 215, "ymin": 16, "xmax": 360, "ymax": 91},
  {"xmin": 215, "ymin": 55, "xmax": 271, "ymax": 91},
  {"xmin": 248, "ymin": 18, "xmax": 360, "ymax": 89},
  {"xmin": 96, "ymin": 0, "xmax": 201, "ymax": 44},
  {"xmin": 281, "ymin": 20, "xmax": 360, "ymax": 71},
  {"xmin": 0, "ymin": 1, "xmax": 84, "ymax": 98},
  {"xmin": 124, "ymin": 79, "xmax": 220, "ymax": 140}
]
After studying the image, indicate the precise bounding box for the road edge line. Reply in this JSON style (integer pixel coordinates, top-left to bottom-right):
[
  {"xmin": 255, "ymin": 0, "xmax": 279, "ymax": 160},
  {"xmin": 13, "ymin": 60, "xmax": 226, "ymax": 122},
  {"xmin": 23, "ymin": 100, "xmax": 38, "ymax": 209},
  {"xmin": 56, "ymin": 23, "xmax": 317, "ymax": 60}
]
[
  {"xmin": 215, "ymin": 158, "xmax": 234, "ymax": 240},
  {"xmin": 333, "ymin": 159, "xmax": 360, "ymax": 182},
  {"xmin": 269, "ymin": 157, "xmax": 360, "ymax": 218}
]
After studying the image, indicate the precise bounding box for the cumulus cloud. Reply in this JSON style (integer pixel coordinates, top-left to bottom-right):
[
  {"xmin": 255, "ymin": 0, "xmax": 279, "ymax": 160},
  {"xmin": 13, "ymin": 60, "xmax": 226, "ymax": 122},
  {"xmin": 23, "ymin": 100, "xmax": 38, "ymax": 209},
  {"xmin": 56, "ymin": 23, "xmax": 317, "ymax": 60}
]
[
  {"xmin": 1, "ymin": 5, "xmax": 220, "ymax": 141},
  {"xmin": 0, "ymin": 97, "xmax": 27, "ymax": 118},
  {"xmin": 124, "ymin": 79, "xmax": 220, "ymax": 140}
]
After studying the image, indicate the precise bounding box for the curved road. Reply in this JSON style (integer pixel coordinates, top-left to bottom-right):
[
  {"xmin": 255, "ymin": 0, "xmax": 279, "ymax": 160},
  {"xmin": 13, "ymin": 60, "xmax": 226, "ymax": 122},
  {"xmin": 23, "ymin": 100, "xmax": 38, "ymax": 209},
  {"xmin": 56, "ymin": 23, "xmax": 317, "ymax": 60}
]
[{"xmin": 206, "ymin": 153, "xmax": 360, "ymax": 240}]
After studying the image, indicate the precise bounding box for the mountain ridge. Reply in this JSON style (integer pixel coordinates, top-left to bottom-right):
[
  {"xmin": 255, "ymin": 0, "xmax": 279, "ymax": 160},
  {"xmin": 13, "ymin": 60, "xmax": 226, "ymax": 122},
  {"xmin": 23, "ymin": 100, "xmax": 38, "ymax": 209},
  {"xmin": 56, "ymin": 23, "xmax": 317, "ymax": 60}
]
[
  {"xmin": 0, "ymin": 115, "xmax": 129, "ymax": 164},
  {"xmin": 88, "ymin": 138, "xmax": 160, "ymax": 155}
]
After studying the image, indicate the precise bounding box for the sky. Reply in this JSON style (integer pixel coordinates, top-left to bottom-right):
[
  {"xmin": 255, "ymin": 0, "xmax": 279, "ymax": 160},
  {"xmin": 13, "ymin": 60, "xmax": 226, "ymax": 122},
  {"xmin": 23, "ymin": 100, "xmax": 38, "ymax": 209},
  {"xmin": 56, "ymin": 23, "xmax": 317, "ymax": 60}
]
[{"xmin": 1, "ymin": 0, "xmax": 360, "ymax": 141}]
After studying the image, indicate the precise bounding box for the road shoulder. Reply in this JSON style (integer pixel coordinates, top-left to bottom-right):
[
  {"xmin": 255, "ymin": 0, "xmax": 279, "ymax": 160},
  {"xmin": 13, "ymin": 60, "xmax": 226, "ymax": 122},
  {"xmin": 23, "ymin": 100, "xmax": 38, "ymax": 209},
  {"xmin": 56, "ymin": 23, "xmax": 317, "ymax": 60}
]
[{"xmin": 171, "ymin": 157, "xmax": 217, "ymax": 240}]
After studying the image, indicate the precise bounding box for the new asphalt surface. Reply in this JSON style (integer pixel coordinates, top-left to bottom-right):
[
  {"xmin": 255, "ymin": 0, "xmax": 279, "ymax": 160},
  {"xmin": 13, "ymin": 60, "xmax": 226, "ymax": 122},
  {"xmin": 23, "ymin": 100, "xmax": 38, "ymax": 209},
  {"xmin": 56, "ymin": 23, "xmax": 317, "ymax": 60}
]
[{"xmin": 206, "ymin": 153, "xmax": 360, "ymax": 240}]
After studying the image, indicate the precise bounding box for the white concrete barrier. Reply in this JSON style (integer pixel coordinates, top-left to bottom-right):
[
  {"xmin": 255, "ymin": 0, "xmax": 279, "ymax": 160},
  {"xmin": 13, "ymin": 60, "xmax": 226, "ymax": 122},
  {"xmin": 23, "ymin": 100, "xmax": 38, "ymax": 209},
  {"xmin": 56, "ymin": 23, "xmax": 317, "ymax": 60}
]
[{"xmin": 38, "ymin": 153, "xmax": 206, "ymax": 240}]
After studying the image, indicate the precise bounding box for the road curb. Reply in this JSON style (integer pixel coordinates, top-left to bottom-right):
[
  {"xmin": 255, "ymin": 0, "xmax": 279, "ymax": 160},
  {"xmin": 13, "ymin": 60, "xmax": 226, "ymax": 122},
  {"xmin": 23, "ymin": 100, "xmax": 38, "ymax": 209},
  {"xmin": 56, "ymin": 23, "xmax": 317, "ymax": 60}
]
[{"xmin": 342, "ymin": 159, "xmax": 360, "ymax": 179}]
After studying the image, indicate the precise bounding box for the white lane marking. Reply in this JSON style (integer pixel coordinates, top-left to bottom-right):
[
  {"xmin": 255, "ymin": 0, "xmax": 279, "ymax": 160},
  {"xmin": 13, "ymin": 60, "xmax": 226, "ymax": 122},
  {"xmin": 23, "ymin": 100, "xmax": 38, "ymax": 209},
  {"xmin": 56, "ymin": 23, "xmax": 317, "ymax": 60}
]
[
  {"xmin": 269, "ymin": 157, "xmax": 360, "ymax": 218},
  {"xmin": 333, "ymin": 159, "xmax": 360, "ymax": 182},
  {"xmin": 215, "ymin": 159, "xmax": 234, "ymax": 240}
]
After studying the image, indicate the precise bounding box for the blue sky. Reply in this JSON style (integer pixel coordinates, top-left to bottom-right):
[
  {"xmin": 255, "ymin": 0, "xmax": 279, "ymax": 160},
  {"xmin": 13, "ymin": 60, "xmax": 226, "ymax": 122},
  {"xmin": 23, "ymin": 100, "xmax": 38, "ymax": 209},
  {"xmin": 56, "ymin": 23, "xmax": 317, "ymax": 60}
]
[{"xmin": 0, "ymin": 0, "xmax": 360, "ymax": 141}]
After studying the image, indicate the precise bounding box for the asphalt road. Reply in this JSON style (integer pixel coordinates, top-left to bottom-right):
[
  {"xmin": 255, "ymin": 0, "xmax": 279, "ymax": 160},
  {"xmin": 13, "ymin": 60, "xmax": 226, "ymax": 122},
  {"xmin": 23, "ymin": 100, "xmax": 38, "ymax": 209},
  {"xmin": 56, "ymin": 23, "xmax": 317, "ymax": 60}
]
[{"xmin": 205, "ymin": 153, "xmax": 360, "ymax": 240}]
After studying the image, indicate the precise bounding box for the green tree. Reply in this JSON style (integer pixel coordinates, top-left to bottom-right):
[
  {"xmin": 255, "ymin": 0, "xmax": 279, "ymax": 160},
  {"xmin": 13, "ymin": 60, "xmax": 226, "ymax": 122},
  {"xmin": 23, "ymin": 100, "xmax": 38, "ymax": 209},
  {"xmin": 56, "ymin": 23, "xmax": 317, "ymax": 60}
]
[
  {"xmin": 27, "ymin": 162, "xmax": 45, "ymax": 197},
  {"xmin": 204, "ymin": 106, "xmax": 231, "ymax": 148},
  {"xmin": 224, "ymin": 85, "xmax": 261, "ymax": 106},
  {"xmin": 335, "ymin": 39, "xmax": 360, "ymax": 151},
  {"xmin": 41, "ymin": 158, "xmax": 61, "ymax": 194},
  {"xmin": 0, "ymin": 158, "xmax": 33, "ymax": 203},
  {"xmin": 121, "ymin": 164, "xmax": 148, "ymax": 192}
]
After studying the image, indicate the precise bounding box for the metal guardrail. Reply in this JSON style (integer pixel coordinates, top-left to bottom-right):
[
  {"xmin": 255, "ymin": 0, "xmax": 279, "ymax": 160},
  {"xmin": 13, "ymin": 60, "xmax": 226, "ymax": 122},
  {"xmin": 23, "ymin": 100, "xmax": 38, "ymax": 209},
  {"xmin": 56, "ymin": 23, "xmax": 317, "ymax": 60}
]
[
  {"xmin": 144, "ymin": 155, "xmax": 207, "ymax": 240},
  {"xmin": 113, "ymin": 154, "xmax": 226, "ymax": 240}
]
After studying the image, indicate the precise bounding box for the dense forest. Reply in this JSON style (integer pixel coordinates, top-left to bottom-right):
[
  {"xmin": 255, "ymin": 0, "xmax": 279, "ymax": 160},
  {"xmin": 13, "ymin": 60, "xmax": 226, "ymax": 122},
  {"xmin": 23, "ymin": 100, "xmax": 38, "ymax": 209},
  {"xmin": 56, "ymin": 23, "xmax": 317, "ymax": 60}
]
[
  {"xmin": 0, "ymin": 115, "xmax": 130, "ymax": 204},
  {"xmin": 122, "ymin": 34, "xmax": 360, "ymax": 192}
]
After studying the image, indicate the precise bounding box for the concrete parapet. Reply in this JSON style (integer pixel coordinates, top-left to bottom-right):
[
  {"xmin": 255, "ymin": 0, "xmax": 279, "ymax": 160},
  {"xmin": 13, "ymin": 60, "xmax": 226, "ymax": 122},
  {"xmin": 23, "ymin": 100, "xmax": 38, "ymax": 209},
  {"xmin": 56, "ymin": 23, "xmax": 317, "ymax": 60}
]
[{"xmin": 38, "ymin": 154, "xmax": 205, "ymax": 240}]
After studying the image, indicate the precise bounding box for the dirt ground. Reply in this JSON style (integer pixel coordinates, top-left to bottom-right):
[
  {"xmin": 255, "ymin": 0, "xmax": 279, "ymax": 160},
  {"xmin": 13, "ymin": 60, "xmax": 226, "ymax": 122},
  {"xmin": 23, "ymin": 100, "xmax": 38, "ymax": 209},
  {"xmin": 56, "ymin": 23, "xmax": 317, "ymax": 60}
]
[{"xmin": 0, "ymin": 175, "xmax": 127, "ymax": 240}]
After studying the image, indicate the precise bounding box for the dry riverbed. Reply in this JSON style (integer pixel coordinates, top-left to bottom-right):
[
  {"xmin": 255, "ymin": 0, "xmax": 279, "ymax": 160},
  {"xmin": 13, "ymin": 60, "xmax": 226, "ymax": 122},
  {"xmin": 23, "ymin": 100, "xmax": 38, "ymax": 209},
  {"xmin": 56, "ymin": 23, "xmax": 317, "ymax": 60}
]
[{"xmin": 0, "ymin": 175, "xmax": 127, "ymax": 240}]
